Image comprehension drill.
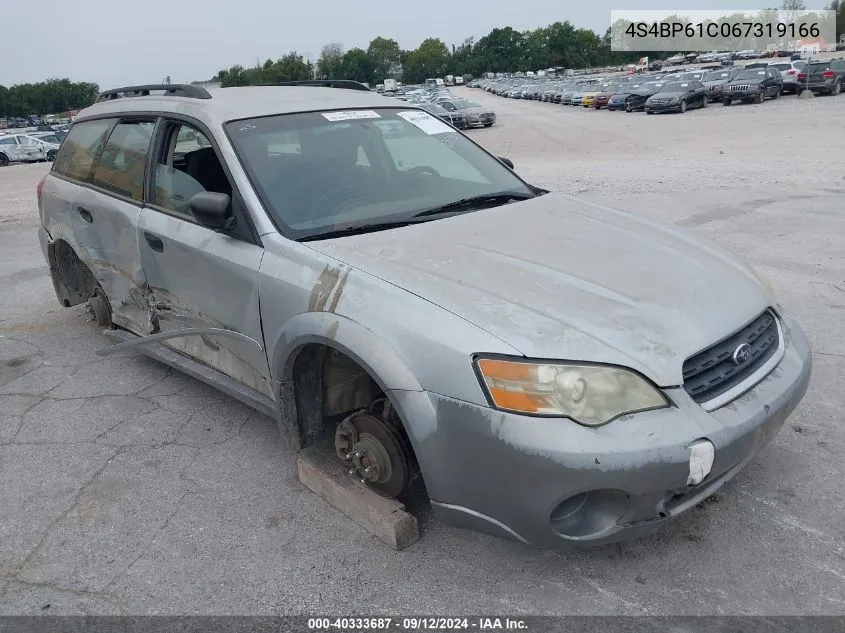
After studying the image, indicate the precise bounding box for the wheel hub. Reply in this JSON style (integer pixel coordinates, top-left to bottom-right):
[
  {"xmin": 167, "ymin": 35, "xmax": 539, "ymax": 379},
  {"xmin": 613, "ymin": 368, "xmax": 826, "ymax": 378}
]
[{"xmin": 334, "ymin": 410, "xmax": 411, "ymax": 498}]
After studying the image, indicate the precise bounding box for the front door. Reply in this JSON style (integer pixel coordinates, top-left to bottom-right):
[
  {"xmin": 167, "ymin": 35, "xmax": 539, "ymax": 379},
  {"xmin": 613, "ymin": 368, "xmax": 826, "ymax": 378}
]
[{"xmin": 136, "ymin": 119, "xmax": 272, "ymax": 399}]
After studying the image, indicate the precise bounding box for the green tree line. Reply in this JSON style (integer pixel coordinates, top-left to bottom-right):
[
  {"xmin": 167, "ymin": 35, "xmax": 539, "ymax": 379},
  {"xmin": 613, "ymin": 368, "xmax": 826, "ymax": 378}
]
[
  {"xmin": 214, "ymin": 22, "xmax": 657, "ymax": 89},
  {"xmin": 0, "ymin": 79, "xmax": 99, "ymax": 118}
]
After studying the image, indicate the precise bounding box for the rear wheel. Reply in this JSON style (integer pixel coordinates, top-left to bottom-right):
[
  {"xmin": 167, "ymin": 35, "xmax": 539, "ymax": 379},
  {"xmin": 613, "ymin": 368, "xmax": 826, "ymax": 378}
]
[
  {"xmin": 833, "ymin": 80, "xmax": 842, "ymax": 95},
  {"xmin": 47, "ymin": 149, "xmax": 57, "ymax": 161},
  {"xmin": 773, "ymin": 87, "xmax": 781, "ymax": 99},
  {"xmin": 0, "ymin": 153, "xmax": 8, "ymax": 167}
]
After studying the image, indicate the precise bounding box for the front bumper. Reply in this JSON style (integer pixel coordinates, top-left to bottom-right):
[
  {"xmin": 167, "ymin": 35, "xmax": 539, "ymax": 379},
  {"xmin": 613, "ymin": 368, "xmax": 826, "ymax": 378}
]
[
  {"xmin": 390, "ymin": 316, "xmax": 812, "ymax": 548},
  {"xmin": 645, "ymin": 101, "xmax": 681, "ymax": 112},
  {"xmin": 725, "ymin": 88, "xmax": 762, "ymax": 100}
]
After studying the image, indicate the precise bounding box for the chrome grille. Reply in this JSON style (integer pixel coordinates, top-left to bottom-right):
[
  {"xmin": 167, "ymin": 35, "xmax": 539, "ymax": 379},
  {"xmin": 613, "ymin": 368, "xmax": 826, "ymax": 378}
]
[{"xmin": 682, "ymin": 310, "xmax": 781, "ymax": 406}]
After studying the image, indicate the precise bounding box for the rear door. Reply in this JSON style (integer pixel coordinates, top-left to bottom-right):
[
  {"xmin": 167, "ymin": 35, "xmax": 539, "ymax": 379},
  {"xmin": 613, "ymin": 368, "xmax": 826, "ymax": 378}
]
[
  {"xmin": 44, "ymin": 117, "xmax": 156, "ymax": 334},
  {"xmin": 136, "ymin": 118, "xmax": 272, "ymax": 398}
]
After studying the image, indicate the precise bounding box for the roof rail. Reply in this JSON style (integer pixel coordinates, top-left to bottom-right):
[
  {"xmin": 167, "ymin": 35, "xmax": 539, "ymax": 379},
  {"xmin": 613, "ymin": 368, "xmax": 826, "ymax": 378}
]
[
  {"xmin": 260, "ymin": 80, "xmax": 372, "ymax": 92},
  {"xmin": 94, "ymin": 84, "xmax": 212, "ymax": 103}
]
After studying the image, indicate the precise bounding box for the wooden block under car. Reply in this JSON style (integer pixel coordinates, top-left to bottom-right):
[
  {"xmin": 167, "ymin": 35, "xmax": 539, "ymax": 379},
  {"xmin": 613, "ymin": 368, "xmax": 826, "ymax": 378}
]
[{"xmin": 296, "ymin": 447, "xmax": 420, "ymax": 551}]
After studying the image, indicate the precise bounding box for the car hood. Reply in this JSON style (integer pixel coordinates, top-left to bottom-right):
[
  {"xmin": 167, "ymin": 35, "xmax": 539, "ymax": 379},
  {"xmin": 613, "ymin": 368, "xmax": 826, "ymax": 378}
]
[
  {"xmin": 306, "ymin": 192, "xmax": 771, "ymax": 387},
  {"xmin": 703, "ymin": 80, "xmax": 729, "ymax": 86}
]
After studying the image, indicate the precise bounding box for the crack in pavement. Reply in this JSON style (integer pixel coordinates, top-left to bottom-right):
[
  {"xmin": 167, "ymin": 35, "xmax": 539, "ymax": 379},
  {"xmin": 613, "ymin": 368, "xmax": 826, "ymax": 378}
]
[
  {"xmin": 102, "ymin": 489, "xmax": 198, "ymax": 594},
  {"xmin": 8, "ymin": 446, "xmax": 125, "ymax": 582},
  {"xmin": 0, "ymin": 579, "xmax": 127, "ymax": 613}
]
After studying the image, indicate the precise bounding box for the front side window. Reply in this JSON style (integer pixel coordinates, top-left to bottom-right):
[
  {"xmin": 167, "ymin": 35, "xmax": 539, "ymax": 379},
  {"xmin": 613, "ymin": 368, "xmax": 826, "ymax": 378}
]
[
  {"xmin": 91, "ymin": 120, "xmax": 155, "ymax": 201},
  {"xmin": 52, "ymin": 119, "xmax": 115, "ymax": 181},
  {"xmin": 151, "ymin": 122, "xmax": 231, "ymax": 217},
  {"xmin": 227, "ymin": 108, "xmax": 536, "ymax": 240}
]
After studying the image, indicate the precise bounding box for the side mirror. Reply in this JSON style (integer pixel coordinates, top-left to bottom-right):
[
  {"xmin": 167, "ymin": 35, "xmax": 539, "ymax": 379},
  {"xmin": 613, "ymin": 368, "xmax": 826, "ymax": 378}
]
[
  {"xmin": 189, "ymin": 191, "xmax": 235, "ymax": 231},
  {"xmin": 498, "ymin": 156, "xmax": 514, "ymax": 169}
]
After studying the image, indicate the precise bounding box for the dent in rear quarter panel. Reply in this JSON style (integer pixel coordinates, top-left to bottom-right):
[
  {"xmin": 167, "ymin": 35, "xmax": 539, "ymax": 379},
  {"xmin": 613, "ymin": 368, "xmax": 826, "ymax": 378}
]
[{"xmin": 41, "ymin": 175, "xmax": 155, "ymax": 334}]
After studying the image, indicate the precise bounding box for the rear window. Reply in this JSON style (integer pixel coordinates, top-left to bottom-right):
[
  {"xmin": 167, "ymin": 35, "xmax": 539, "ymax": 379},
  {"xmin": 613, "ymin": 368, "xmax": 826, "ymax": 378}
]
[{"xmin": 52, "ymin": 119, "xmax": 115, "ymax": 181}]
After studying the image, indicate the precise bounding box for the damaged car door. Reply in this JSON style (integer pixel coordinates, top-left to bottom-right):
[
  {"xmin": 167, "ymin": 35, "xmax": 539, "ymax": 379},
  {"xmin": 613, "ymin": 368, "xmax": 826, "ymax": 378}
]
[
  {"xmin": 45, "ymin": 117, "xmax": 157, "ymax": 334},
  {"xmin": 136, "ymin": 119, "xmax": 272, "ymax": 399}
]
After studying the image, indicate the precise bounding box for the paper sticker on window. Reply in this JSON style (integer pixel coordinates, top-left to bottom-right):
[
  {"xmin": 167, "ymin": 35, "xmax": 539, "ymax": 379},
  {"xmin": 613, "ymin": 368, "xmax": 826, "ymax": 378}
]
[
  {"xmin": 396, "ymin": 111, "xmax": 453, "ymax": 135},
  {"xmin": 322, "ymin": 110, "xmax": 381, "ymax": 121}
]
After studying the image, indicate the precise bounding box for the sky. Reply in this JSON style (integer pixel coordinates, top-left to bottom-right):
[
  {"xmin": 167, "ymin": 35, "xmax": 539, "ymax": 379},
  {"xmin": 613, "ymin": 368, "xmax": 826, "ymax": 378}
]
[{"xmin": 4, "ymin": 0, "xmax": 803, "ymax": 88}]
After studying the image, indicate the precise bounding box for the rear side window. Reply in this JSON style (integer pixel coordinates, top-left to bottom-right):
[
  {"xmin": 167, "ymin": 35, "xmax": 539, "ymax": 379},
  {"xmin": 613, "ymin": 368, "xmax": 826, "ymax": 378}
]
[
  {"xmin": 91, "ymin": 121, "xmax": 155, "ymax": 202},
  {"xmin": 52, "ymin": 119, "xmax": 115, "ymax": 181}
]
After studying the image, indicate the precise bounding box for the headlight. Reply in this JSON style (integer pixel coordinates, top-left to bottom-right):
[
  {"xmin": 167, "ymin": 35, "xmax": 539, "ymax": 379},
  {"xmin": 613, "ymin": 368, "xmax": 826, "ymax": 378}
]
[
  {"xmin": 474, "ymin": 357, "xmax": 669, "ymax": 426},
  {"xmin": 669, "ymin": 97, "xmax": 679, "ymax": 104}
]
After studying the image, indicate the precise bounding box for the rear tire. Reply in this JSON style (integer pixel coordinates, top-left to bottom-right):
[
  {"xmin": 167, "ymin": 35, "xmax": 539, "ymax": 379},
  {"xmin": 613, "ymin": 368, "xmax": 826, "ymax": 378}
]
[
  {"xmin": 834, "ymin": 80, "xmax": 842, "ymax": 95},
  {"xmin": 773, "ymin": 88, "xmax": 781, "ymax": 99},
  {"xmin": 0, "ymin": 153, "xmax": 8, "ymax": 167}
]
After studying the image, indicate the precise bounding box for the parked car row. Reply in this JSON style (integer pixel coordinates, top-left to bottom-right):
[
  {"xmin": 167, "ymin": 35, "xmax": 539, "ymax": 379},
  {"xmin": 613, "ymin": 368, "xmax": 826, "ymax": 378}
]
[
  {"xmin": 470, "ymin": 58, "xmax": 844, "ymax": 114},
  {"xmin": 394, "ymin": 85, "xmax": 497, "ymax": 129},
  {"xmin": 0, "ymin": 124, "xmax": 68, "ymax": 167}
]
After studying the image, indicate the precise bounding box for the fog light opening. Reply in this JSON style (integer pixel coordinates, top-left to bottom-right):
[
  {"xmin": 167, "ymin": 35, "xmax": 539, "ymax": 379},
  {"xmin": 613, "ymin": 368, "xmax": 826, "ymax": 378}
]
[{"xmin": 550, "ymin": 489, "xmax": 630, "ymax": 539}]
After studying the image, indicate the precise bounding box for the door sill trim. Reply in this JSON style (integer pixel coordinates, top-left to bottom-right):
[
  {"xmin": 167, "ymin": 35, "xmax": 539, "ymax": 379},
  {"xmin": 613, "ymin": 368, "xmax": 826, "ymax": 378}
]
[{"xmin": 102, "ymin": 328, "xmax": 279, "ymax": 420}]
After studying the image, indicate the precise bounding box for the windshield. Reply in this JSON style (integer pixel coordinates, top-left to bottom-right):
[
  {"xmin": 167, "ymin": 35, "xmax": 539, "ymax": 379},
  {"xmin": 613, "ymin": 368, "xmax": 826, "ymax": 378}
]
[
  {"xmin": 38, "ymin": 134, "xmax": 62, "ymax": 144},
  {"xmin": 226, "ymin": 108, "xmax": 535, "ymax": 240},
  {"xmin": 638, "ymin": 82, "xmax": 663, "ymax": 92},
  {"xmin": 734, "ymin": 70, "xmax": 766, "ymax": 80},
  {"xmin": 769, "ymin": 64, "xmax": 790, "ymax": 72},
  {"xmin": 451, "ymin": 99, "xmax": 480, "ymax": 108},
  {"xmin": 659, "ymin": 82, "xmax": 689, "ymax": 92},
  {"xmin": 704, "ymin": 71, "xmax": 732, "ymax": 81},
  {"xmin": 421, "ymin": 104, "xmax": 447, "ymax": 114}
]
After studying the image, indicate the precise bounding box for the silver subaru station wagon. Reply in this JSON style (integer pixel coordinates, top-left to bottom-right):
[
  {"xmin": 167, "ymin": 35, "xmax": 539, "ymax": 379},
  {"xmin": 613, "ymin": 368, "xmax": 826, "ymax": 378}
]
[{"xmin": 37, "ymin": 82, "xmax": 812, "ymax": 547}]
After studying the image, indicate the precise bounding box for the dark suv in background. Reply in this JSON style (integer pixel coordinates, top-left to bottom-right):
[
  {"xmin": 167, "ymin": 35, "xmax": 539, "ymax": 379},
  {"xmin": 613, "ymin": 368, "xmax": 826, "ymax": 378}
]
[
  {"xmin": 723, "ymin": 67, "xmax": 783, "ymax": 105},
  {"xmin": 797, "ymin": 59, "xmax": 845, "ymax": 95}
]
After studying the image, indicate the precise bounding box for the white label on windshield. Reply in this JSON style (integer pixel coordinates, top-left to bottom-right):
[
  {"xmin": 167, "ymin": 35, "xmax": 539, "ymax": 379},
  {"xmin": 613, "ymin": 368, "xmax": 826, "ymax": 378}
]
[
  {"xmin": 321, "ymin": 110, "xmax": 381, "ymax": 121},
  {"xmin": 396, "ymin": 110, "xmax": 453, "ymax": 135}
]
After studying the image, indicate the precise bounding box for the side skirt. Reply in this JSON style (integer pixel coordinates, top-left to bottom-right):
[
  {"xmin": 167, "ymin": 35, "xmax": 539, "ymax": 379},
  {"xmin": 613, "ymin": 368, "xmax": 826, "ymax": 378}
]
[{"xmin": 102, "ymin": 329, "xmax": 279, "ymax": 421}]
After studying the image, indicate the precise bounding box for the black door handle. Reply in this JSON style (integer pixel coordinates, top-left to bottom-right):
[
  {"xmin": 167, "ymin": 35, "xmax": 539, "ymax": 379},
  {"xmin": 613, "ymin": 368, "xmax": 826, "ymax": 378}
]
[
  {"xmin": 144, "ymin": 232, "xmax": 164, "ymax": 252},
  {"xmin": 77, "ymin": 207, "xmax": 93, "ymax": 223}
]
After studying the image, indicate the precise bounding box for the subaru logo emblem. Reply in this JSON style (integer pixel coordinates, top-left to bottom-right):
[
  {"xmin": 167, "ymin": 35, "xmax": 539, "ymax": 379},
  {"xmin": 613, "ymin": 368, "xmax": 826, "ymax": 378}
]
[{"xmin": 732, "ymin": 343, "xmax": 752, "ymax": 365}]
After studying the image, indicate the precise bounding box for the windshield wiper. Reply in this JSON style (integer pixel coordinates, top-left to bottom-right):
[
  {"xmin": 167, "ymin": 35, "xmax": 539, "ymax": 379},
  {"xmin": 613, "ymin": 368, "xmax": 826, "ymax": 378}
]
[
  {"xmin": 412, "ymin": 191, "xmax": 536, "ymax": 218},
  {"xmin": 299, "ymin": 220, "xmax": 423, "ymax": 242}
]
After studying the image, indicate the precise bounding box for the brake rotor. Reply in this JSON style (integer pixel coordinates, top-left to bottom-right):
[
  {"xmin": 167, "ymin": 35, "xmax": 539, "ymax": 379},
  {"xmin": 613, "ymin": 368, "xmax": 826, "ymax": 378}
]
[{"xmin": 334, "ymin": 411, "xmax": 411, "ymax": 498}]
